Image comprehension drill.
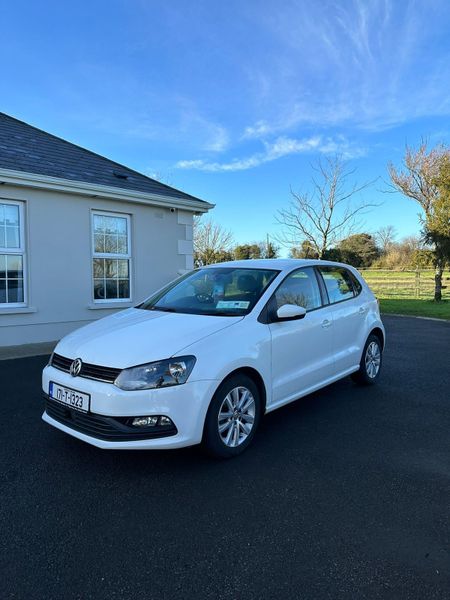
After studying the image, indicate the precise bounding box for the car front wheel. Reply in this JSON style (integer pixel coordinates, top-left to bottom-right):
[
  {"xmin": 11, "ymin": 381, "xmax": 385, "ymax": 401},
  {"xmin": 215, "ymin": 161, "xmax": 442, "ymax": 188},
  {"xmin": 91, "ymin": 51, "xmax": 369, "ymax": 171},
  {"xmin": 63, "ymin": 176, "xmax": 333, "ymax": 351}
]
[
  {"xmin": 202, "ymin": 374, "xmax": 261, "ymax": 458},
  {"xmin": 351, "ymin": 333, "xmax": 383, "ymax": 385}
]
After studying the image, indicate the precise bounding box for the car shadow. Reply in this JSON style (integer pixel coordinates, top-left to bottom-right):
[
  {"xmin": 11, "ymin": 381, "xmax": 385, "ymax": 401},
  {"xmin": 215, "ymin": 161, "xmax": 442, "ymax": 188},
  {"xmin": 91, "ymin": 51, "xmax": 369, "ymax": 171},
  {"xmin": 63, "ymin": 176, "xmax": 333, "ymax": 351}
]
[{"xmin": 45, "ymin": 374, "xmax": 375, "ymax": 480}]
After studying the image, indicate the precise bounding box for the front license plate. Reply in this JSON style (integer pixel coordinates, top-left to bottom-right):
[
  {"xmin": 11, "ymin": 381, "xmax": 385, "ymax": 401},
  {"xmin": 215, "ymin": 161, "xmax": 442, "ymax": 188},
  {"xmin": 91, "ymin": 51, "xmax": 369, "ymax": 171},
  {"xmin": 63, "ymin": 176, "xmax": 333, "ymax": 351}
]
[{"xmin": 49, "ymin": 382, "xmax": 90, "ymax": 413}]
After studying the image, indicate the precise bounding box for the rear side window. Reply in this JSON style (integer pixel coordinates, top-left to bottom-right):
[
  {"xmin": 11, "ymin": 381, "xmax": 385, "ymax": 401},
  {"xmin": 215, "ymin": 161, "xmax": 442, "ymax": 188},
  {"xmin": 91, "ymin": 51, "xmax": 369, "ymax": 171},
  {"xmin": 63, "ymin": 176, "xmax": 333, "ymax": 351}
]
[
  {"xmin": 274, "ymin": 267, "xmax": 322, "ymax": 311},
  {"xmin": 319, "ymin": 267, "xmax": 355, "ymax": 304},
  {"xmin": 349, "ymin": 272, "xmax": 363, "ymax": 295}
]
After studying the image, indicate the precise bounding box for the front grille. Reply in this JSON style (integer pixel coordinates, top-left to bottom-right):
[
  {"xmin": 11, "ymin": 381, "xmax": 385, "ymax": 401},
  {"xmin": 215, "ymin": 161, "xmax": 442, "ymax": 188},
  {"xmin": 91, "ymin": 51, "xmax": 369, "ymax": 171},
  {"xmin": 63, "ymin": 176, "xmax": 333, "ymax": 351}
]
[
  {"xmin": 51, "ymin": 353, "xmax": 122, "ymax": 383},
  {"xmin": 51, "ymin": 353, "xmax": 72, "ymax": 371},
  {"xmin": 44, "ymin": 397, "xmax": 178, "ymax": 442}
]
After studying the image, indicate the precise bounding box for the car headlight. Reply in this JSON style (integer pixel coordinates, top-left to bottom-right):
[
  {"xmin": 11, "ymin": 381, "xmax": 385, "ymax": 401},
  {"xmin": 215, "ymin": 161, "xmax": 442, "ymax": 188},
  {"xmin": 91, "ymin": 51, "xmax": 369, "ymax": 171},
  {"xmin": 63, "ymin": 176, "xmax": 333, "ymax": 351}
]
[{"xmin": 114, "ymin": 356, "xmax": 196, "ymax": 391}]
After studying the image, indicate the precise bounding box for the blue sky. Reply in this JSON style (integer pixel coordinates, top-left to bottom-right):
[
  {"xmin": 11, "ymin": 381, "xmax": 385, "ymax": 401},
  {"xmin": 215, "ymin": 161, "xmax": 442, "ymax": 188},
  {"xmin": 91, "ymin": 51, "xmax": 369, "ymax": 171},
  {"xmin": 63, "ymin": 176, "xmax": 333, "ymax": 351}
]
[{"xmin": 1, "ymin": 0, "xmax": 450, "ymax": 251}]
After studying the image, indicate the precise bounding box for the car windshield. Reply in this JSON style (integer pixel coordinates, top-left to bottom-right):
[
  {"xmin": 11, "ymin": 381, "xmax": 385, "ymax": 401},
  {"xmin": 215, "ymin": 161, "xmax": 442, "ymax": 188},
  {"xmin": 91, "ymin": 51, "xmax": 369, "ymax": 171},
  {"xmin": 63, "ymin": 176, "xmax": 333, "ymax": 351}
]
[{"xmin": 138, "ymin": 267, "xmax": 279, "ymax": 316}]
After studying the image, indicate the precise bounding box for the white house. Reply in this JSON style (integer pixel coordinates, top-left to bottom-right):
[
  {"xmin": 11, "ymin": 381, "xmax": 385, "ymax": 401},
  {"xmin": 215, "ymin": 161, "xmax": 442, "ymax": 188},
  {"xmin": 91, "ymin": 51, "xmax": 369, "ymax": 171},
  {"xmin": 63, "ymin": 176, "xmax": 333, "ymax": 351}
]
[{"xmin": 0, "ymin": 113, "xmax": 213, "ymax": 348}]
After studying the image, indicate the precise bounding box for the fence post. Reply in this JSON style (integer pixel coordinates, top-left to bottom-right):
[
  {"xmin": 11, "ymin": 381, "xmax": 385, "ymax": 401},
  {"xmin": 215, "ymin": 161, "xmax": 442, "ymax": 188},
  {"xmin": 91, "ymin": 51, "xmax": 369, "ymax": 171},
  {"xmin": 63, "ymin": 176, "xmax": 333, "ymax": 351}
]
[{"xmin": 415, "ymin": 268, "xmax": 420, "ymax": 298}]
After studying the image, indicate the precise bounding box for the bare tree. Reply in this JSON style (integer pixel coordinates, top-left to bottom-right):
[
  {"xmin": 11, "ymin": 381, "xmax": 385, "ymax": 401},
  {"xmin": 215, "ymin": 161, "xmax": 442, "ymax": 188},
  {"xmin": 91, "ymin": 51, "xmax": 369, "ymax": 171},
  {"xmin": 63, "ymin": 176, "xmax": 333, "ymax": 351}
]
[
  {"xmin": 275, "ymin": 155, "xmax": 377, "ymax": 258},
  {"xmin": 388, "ymin": 142, "xmax": 443, "ymax": 213},
  {"xmin": 388, "ymin": 142, "xmax": 450, "ymax": 300},
  {"xmin": 375, "ymin": 225, "xmax": 397, "ymax": 254},
  {"xmin": 193, "ymin": 217, "xmax": 234, "ymax": 266}
]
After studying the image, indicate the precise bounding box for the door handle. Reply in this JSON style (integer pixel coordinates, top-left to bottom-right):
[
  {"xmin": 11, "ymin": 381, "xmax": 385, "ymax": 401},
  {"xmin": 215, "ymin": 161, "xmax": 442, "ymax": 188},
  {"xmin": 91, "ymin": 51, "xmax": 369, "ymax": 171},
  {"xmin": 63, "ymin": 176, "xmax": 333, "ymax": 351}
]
[
  {"xmin": 359, "ymin": 306, "xmax": 367, "ymax": 315},
  {"xmin": 321, "ymin": 319, "xmax": 332, "ymax": 329}
]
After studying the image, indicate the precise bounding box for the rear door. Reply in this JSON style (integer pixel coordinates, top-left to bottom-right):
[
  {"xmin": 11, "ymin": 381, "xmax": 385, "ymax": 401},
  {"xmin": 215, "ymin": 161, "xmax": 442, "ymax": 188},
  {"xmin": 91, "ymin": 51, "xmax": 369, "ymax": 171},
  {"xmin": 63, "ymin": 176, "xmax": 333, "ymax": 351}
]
[
  {"xmin": 316, "ymin": 266, "xmax": 367, "ymax": 374},
  {"xmin": 268, "ymin": 267, "xmax": 336, "ymax": 407}
]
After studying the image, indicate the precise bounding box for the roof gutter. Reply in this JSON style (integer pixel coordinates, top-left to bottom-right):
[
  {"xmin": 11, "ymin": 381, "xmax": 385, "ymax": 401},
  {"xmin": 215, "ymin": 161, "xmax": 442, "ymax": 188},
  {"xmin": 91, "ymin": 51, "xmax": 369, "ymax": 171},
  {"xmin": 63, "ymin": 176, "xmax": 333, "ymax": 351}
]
[{"xmin": 0, "ymin": 167, "xmax": 214, "ymax": 213}]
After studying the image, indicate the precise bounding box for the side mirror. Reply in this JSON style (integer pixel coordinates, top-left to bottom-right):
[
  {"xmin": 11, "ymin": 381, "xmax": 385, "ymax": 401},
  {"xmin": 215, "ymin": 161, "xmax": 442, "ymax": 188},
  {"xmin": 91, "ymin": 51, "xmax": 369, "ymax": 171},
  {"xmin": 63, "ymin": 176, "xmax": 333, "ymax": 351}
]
[{"xmin": 275, "ymin": 304, "xmax": 307, "ymax": 321}]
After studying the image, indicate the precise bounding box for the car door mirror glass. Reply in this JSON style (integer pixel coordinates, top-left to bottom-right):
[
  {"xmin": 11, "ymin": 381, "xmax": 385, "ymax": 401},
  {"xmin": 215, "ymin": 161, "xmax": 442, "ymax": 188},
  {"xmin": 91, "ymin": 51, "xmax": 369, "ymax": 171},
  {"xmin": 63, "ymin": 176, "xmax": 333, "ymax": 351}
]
[{"xmin": 276, "ymin": 304, "xmax": 307, "ymax": 321}]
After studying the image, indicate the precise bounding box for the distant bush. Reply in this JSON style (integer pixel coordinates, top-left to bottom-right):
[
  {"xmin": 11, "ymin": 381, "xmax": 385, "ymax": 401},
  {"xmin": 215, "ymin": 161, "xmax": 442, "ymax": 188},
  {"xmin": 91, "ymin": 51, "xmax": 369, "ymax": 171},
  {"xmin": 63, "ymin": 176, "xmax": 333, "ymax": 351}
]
[{"xmin": 372, "ymin": 237, "xmax": 434, "ymax": 270}]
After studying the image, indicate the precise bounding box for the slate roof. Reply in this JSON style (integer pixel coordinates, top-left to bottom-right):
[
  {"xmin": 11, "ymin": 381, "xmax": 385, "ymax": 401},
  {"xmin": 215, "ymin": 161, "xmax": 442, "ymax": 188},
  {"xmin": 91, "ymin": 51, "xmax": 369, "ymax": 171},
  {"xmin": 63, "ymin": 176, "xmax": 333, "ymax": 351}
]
[{"xmin": 0, "ymin": 112, "xmax": 208, "ymax": 205}]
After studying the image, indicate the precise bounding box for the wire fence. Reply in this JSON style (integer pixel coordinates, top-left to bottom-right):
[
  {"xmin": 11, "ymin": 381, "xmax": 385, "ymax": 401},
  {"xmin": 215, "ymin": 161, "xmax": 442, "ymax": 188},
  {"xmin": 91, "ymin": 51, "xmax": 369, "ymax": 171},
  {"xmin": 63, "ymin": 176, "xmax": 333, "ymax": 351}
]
[{"xmin": 359, "ymin": 269, "xmax": 450, "ymax": 300}]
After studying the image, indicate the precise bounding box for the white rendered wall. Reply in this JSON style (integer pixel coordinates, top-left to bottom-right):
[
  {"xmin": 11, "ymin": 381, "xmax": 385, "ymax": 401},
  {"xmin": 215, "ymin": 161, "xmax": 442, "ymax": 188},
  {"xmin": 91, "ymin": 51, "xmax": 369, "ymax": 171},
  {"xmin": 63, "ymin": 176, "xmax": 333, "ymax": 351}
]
[{"xmin": 0, "ymin": 185, "xmax": 194, "ymax": 347}]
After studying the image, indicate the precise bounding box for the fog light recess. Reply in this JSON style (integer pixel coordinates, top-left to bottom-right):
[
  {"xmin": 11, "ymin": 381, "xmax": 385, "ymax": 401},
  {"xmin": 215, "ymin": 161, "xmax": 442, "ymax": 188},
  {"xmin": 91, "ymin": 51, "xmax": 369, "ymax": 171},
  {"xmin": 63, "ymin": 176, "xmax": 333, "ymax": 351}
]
[{"xmin": 131, "ymin": 415, "xmax": 174, "ymax": 427}]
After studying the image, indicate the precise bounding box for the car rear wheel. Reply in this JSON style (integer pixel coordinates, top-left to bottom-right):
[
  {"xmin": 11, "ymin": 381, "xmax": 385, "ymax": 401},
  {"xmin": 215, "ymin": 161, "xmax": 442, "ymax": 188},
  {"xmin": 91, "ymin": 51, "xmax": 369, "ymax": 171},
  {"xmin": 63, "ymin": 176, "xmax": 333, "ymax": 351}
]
[
  {"xmin": 202, "ymin": 374, "xmax": 261, "ymax": 458},
  {"xmin": 351, "ymin": 333, "xmax": 383, "ymax": 385}
]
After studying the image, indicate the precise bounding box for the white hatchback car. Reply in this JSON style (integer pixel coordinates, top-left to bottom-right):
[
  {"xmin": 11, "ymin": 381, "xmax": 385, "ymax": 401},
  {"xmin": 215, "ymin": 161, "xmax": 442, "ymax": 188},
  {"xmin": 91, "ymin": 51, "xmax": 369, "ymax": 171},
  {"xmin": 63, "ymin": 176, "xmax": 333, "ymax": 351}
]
[{"xmin": 42, "ymin": 259, "xmax": 385, "ymax": 457}]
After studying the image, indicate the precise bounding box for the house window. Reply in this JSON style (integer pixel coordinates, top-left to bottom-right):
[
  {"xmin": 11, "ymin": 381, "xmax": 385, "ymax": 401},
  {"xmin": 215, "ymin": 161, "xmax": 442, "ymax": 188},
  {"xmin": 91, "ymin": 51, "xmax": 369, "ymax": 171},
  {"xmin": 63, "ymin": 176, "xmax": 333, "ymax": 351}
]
[
  {"xmin": 0, "ymin": 201, "xmax": 26, "ymax": 305},
  {"xmin": 92, "ymin": 212, "xmax": 131, "ymax": 302}
]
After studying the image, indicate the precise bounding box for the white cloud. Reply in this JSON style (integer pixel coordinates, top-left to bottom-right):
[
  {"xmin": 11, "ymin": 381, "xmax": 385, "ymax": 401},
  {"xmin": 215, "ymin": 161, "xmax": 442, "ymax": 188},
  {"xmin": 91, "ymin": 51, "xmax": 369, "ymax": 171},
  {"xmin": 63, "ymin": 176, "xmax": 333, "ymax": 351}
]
[
  {"xmin": 242, "ymin": 120, "xmax": 272, "ymax": 139},
  {"xmin": 239, "ymin": 0, "xmax": 450, "ymax": 136},
  {"xmin": 175, "ymin": 135, "xmax": 364, "ymax": 172},
  {"xmin": 266, "ymin": 135, "xmax": 320, "ymax": 158},
  {"xmin": 203, "ymin": 124, "xmax": 229, "ymax": 152}
]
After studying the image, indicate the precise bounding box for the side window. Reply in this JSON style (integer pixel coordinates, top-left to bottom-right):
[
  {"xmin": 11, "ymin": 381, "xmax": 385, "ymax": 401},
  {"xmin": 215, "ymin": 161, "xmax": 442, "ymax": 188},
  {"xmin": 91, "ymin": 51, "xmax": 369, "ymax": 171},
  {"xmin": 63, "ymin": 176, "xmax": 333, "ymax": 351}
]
[
  {"xmin": 319, "ymin": 267, "xmax": 355, "ymax": 304},
  {"xmin": 274, "ymin": 268, "xmax": 322, "ymax": 311},
  {"xmin": 349, "ymin": 272, "xmax": 363, "ymax": 295}
]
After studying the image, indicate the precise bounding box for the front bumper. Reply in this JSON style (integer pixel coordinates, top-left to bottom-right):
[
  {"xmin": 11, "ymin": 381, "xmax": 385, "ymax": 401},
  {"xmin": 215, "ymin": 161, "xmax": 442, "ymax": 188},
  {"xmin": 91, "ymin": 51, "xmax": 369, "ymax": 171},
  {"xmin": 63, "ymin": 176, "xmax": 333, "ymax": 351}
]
[
  {"xmin": 42, "ymin": 365, "xmax": 219, "ymax": 450},
  {"xmin": 44, "ymin": 395, "xmax": 178, "ymax": 441}
]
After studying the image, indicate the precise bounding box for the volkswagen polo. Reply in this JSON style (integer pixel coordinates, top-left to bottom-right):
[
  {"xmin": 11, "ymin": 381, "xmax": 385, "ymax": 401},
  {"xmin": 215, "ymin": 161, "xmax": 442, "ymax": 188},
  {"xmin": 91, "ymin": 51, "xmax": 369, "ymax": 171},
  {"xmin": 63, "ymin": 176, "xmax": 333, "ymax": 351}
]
[{"xmin": 42, "ymin": 259, "xmax": 385, "ymax": 457}]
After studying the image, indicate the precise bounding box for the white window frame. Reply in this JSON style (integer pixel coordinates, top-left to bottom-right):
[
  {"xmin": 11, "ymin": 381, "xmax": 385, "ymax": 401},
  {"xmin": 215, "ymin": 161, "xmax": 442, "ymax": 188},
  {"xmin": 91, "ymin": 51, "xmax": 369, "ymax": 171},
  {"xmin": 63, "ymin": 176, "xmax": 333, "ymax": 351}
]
[
  {"xmin": 91, "ymin": 210, "xmax": 132, "ymax": 304},
  {"xmin": 0, "ymin": 199, "xmax": 27, "ymax": 308}
]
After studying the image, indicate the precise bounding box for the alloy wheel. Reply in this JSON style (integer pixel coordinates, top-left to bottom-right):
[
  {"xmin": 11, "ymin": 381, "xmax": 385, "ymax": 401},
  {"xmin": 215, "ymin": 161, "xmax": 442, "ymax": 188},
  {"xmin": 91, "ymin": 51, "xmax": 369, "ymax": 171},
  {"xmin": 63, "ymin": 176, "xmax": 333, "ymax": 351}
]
[
  {"xmin": 365, "ymin": 341, "xmax": 381, "ymax": 378},
  {"xmin": 217, "ymin": 386, "xmax": 256, "ymax": 448}
]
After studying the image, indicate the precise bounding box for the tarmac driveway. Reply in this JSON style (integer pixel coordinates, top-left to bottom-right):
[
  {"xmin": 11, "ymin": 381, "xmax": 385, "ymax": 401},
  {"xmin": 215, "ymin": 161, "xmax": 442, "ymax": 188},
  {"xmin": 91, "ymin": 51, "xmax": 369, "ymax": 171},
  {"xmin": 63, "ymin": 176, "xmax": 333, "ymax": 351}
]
[{"xmin": 1, "ymin": 315, "xmax": 449, "ymax": 599}]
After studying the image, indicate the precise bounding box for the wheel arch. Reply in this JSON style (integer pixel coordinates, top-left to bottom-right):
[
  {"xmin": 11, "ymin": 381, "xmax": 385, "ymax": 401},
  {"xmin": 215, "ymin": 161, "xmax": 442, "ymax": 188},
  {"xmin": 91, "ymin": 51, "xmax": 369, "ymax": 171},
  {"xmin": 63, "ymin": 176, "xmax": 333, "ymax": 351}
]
[
  {"xmin": 213, "ymin": 366, "xmax": 268, "ymax": 413},
  {"xmin": 369, "ymin": 327, "xmax": 385, "ymax": 350},
  {"xmin": 201, "ymin": 366, "xmax": 268, "ymax": 447}
]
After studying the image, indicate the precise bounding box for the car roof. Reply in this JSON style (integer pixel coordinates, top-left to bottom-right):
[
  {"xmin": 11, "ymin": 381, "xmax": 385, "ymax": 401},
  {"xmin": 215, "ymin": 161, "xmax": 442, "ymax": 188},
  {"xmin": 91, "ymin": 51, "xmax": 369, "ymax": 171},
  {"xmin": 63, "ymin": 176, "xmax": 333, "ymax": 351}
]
[{"xmin": 202, "ymin": 258, "xmax": 357, "ymax": 272}]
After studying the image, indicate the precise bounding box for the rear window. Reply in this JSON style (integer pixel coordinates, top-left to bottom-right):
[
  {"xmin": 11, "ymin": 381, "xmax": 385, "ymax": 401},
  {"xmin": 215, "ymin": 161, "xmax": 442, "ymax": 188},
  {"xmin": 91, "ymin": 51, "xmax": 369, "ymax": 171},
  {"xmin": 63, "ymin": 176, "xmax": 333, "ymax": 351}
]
[{"xmin": 319, "ymin": 267, "xmax": 356, "ymax": 304}]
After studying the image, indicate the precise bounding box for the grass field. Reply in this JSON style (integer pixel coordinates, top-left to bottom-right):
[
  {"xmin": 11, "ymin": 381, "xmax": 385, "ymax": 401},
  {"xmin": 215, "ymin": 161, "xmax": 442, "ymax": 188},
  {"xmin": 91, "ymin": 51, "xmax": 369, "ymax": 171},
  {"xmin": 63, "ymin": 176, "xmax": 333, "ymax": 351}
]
[
  {"xmin": 379, "ymin": 298, "xmax": 450, "ymax": 320},
  {"xmin": 360, "ymin": 269, "xmax": 450, "ymax": 320}
]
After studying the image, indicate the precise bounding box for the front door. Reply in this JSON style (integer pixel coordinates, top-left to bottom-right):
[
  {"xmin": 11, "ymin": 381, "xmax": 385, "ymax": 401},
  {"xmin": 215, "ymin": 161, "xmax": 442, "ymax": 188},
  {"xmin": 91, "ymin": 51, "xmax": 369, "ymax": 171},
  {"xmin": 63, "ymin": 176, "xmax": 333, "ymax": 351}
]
[{"xmin": 268, "ymin": 267, "xmax": 335, "ymax": 408}]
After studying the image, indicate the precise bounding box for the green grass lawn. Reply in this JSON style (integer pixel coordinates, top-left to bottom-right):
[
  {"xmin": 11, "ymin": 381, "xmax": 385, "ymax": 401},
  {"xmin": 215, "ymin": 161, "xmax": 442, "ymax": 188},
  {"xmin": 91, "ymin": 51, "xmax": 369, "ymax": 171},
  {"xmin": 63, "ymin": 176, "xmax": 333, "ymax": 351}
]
[
  {"xmin": 360, "ymin": 270, "xmax": 450, "ymax": 314},
  {"xmin": 379, "ymin": 298, "xmax": 450, "ymax": 320}
]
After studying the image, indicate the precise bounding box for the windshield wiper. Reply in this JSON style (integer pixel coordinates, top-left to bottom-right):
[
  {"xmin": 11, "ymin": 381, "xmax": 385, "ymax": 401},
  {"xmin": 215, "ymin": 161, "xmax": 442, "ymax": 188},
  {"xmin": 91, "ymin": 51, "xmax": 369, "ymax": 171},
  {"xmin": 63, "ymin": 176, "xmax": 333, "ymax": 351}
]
[
  {"xmin": 149, "ymin": 306, "xmax": 178, "ymax": 313},
  {"xmin": 206, "ymin": 311, "xmax": 244, "ymax": 316}
]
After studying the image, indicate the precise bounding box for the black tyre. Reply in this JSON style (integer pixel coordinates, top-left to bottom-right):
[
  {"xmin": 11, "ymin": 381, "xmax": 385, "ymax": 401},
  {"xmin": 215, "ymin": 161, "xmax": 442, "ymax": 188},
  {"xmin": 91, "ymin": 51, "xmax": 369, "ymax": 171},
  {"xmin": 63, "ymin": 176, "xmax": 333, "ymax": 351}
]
[
  {"xmin": 202, "ymin": 374, "xmax": 262, "ymax": 458},
  {"xmin": 351, "ymin": 333, "xmax": 383, "ymax": 385}
]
